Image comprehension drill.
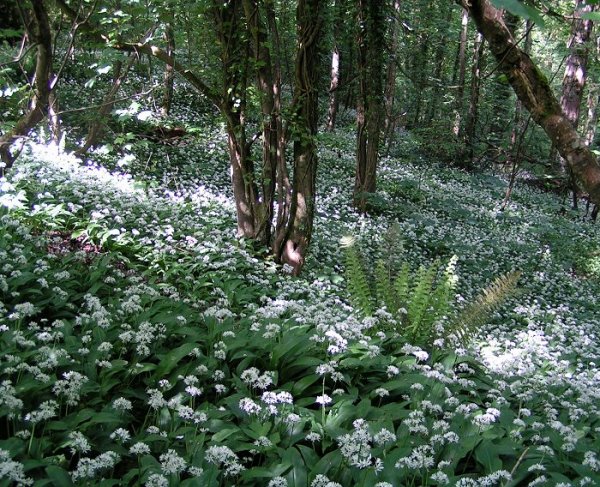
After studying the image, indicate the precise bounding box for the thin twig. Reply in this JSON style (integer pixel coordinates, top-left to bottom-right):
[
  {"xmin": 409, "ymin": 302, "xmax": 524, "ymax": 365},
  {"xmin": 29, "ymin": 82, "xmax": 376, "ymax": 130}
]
[{"xmin": 56, "ymin": 86, "xmax": 158, "ymax": 115}]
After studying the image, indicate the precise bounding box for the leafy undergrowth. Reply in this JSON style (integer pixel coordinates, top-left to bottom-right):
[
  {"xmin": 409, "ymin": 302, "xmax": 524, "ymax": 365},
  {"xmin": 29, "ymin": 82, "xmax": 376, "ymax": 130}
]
[{"xmin": 1, "ymin": 111, "xmax": 600, "ymax": 486}]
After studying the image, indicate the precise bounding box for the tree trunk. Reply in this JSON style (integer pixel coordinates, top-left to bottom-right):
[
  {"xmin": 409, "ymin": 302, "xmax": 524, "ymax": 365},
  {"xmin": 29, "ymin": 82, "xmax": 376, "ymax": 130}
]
[
  {"xmin": 161, "ymin": 21, "xmax": 175, "ymax": 117},
  {"xmin": 326, "ymin": 0, "xmax": 342, "ymax": 131},
  {"xmin": 425, "ymin": 4, "xmax": 453, "ymax": 126},
  {"xmin": 453, "ymin": 8, "xmax": 469, "ymax": 136},
  {"xmin": 561, "ymin": 0, "xmax": 594, "ymax": 130},
  {"xmin": 243, "ymin": 0, "xmax": 279, "ymax": 245},
  {"xmin": 457, "ymin": 0, "xmax": 600, "ymax": 204},
  {"xmin": 383, "ymin": 0, "xmax": 401, "ymax": 146},
  {"xmin": 556, "ymin": 0, "xmax": 594, "ymax": 188},
  {"xmin": 0, "ymin": 0, "xmax": 53, "ymax": 171},
  {"xmin": 275, "ymin": 0, "xmax": 324, "ymax": 275},
  {"xmin": 265, "ymin": 0, "xmax": 292, "ymax": 251},
  {"xmin": 585, "ymin": 83, "xmax": 599, "ymax": 147},
  {"xmin": 326, "ymin": 47, "xmax": 341, "ymax": 131},
  {"xmin": 354, "ymin": 0, "xmax": 385, "ymax": 212},
  {"xmin": 463, "ymin": 32, "xmax": 485, "ymax": 166},
  {"xmin": 213, "ymin": 0, "xmax": 263, "ymax": 241}
]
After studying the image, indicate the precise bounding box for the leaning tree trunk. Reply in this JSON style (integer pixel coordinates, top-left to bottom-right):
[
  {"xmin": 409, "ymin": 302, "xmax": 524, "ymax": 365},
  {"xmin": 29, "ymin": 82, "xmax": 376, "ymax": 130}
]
[
  {"xmin": 354, "ymin": 0, "xmax": 385, "ymax": 212},
  {"xmin": 0, "ymin": 0, "xmax": 53, "ymax": 170},
  {"xmin": 457, "ymin": 0, "xmax": 600, "ymax": 204},
  {"xmin": 275, "ymin": 0, "xmax": 324, "ymax": 275}
]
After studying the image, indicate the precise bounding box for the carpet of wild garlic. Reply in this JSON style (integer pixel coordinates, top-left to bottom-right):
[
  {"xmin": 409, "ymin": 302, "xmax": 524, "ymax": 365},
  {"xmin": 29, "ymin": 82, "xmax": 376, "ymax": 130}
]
[{"xmin": 1, "ymin": 99, "xmax": 600, "ymax": 487}]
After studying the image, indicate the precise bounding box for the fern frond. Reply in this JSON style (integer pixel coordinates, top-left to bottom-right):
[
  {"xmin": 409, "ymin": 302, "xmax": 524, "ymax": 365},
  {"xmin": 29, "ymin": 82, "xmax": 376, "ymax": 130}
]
[
  {"xmin": 406, "ymin": 261, "xmax": 438, "ymax": 343},
  {"xmin": 393, "ymin": 262, "xmax": 411, "ymax": 312},
  {"xmin": 448, "ymin": 271, "xmax": 521, "ymax": 346},
  {"xmin": 343, "ymin": 237, "xmax": 374, "ymax": 317},
  {"xmin": 375, "ymin": 259, "xmax": 397, "ymax": 314},
  {"xmin": 381, "ymin": 222, "xmax": 404, "ymax": 277}
]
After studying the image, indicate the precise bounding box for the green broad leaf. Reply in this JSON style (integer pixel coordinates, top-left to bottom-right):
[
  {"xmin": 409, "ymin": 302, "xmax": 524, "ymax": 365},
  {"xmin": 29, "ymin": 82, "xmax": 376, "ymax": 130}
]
[
  {"xmin": 490, "ymin": 0, "xmax": 545, "ymax": 26},
  {"xmin": 310, "ymin": 450, "xmax": 343, "ymax": 476},
  {"xmin": 242, "ymin": 463, "xmax": 291, "ymax": 480},
  {"xmin": 153, "ymin": 342, "xmax": 199, "ymax": 377},
  {"xmin": 211, "ymin": 427, "xmax": 241, "ymax": 443},
  {"xmin": 291, "ymin": 374, "xmax": 321, "ymax": 395},
  {"xmin": 475, "ymin": 440, "xmax": 503, "ymax": 471},
  {"xmin": 581, "ymin": 11, "xmax": 600, "ymax": 20},
  {"xmin": 83, "ymin": 411, "xmax": 122, "ymax": 425},
  {"xmin": 45, "ymin": 466, "xmax": 73, "ymax": 486},
  {"xmin": 283, "ymin": 447, "xmax": 308, "ymax": 487}
]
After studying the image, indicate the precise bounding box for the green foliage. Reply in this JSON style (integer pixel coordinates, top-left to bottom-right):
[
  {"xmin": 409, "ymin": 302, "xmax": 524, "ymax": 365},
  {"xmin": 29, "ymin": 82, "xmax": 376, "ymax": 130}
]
[
  {"xmin": 341, "ymin": 232, "xmax": 461, "ymax": 347},
  {"xmin": 447, "ymin": 270, "xmax": 522, "ymax": 345},
  {"xmin": 342, "ymin": 233, "xmax": 520, "ymax": 349},
  {"xmin": 341, "ymin": 235, "xmax": 374, "ymax": 317}
]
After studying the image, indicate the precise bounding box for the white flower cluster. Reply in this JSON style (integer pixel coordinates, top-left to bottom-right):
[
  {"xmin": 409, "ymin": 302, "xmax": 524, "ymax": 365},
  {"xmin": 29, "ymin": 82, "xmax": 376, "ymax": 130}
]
[
  {"xmin": 52, "ymin": 371, "xmax": 88, "ymax": 406},
  {"xmin": 71, "ymin": 451, "xmax": 120, "ymax": 481},
  {"xmin": 311, "ymin": 474, "xmax": 342, "ymax": 487},
  {"xmin": 205, "ymin": 445, "xmax": 245, "ymax": 476},
  {"xmin": 240, "ymin": 367, "xmax": 275, "ymax": 389},
  {"xmin": 336, "ymin": 419, "xmax": 393, "ymax": 470},
  {"xmin": 0, "ymin": 449, "xmax": 33, "ymax": 486}
]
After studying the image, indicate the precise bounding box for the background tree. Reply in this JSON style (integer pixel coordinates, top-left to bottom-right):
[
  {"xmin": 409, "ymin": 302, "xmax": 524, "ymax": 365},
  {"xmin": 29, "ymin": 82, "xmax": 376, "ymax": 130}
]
[
  {"xmin": 0, "ymin": 0, "xmax": 53, "ymax": 169},
  {"xmin": 354, "ymin": 0, "xmax": 386, "ymax": 212}
]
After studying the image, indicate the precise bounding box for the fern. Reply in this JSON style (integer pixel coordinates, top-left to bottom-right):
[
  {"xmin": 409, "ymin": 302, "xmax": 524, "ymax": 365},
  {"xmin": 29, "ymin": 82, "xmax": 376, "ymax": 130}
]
[
  {"xmin": 341, "ymin": 236, "xmax": 374, "ymax": 317},
  {"xmin": 430, "ymin": 255, "xmax": 458, "ymax": 325},
  {"xmin": 447, "ymin": 271, "xmax": 521, "ymax": 346},
  {"xmin": 342, "ymin": 231, "xmax": 519, "ymax": 350},
  {"xmin": 394, "ymin": 262, "xmax": 411, "ymax": 311},
  {"xmin": 406, "ymin": 261, "xmax": 438, "ymax": 343},
  {"xmin": 375, "ymin": 259, "xmax": 396, "ymax": 314}
]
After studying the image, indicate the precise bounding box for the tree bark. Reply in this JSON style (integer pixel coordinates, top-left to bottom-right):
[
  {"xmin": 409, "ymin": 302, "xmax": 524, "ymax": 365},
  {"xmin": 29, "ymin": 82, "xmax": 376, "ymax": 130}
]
[
  {"xmin": 555, "ymin": 0, "xmax": 594, "ymax": 190},
  {"xmin": 212, "ymin": 0, "xmax": 264, "ymax": 241},
  {"xmin": 453, "ymin": 8, "xmax": 469, "ymax": 136},
  {"xmin": 243, "ymin": 0, "xmax": 279, "ymax": 245},
  {"xmin": 383, "ymin": 0, "xmax": 401, "ymax": 149},
  {"xmin": 326, "ymin": 0, "xmax": 342, "ymax": 131},
  {"xmin": 561, "ymin": 0, "xmax": 594, "ymax": 130},
  {"xmin": 457, "ymin": 0, "xmax": 600, "ymax": 204},
  {"xmin": 463, "ymin": 32, "xmax": 485, "ymax": 166},
  {"xmin": 354, "ymin": 0, "xmax": 385, "ymax": 212},
  {"xmin": 275, "ymin": 0, "xmax": 324, "ymax": 274},
  {"xmin": 0, "ymin": 0, "xmax": 53, "ymax": 171}
]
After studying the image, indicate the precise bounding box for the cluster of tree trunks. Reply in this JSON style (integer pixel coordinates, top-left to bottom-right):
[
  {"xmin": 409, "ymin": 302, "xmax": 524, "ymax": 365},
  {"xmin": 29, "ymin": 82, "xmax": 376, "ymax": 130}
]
[{"xmin": 6, "ymin": 0, "xmax": 600, "ymax": 275}]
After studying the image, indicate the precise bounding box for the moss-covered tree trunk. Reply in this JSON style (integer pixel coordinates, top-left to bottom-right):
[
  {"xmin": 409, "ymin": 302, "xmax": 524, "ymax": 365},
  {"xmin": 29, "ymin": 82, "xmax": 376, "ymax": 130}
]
[
  {"xmin": 274, "ymin": 0, "xmax": 324, "ymax": 274},
  {"xmin": 457, "ymin": 0, "xmax": 600, "ymax": 204},
  {"xmin": 243, "ymin": 0, "xmax": 280, "ymax": 245}
]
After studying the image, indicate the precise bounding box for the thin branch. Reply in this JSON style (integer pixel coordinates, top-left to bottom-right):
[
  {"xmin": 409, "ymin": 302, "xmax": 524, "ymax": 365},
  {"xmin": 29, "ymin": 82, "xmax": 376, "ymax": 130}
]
[{"xmin": 56, "ymin": 86, "xmax": 158, "ymax": 115}]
